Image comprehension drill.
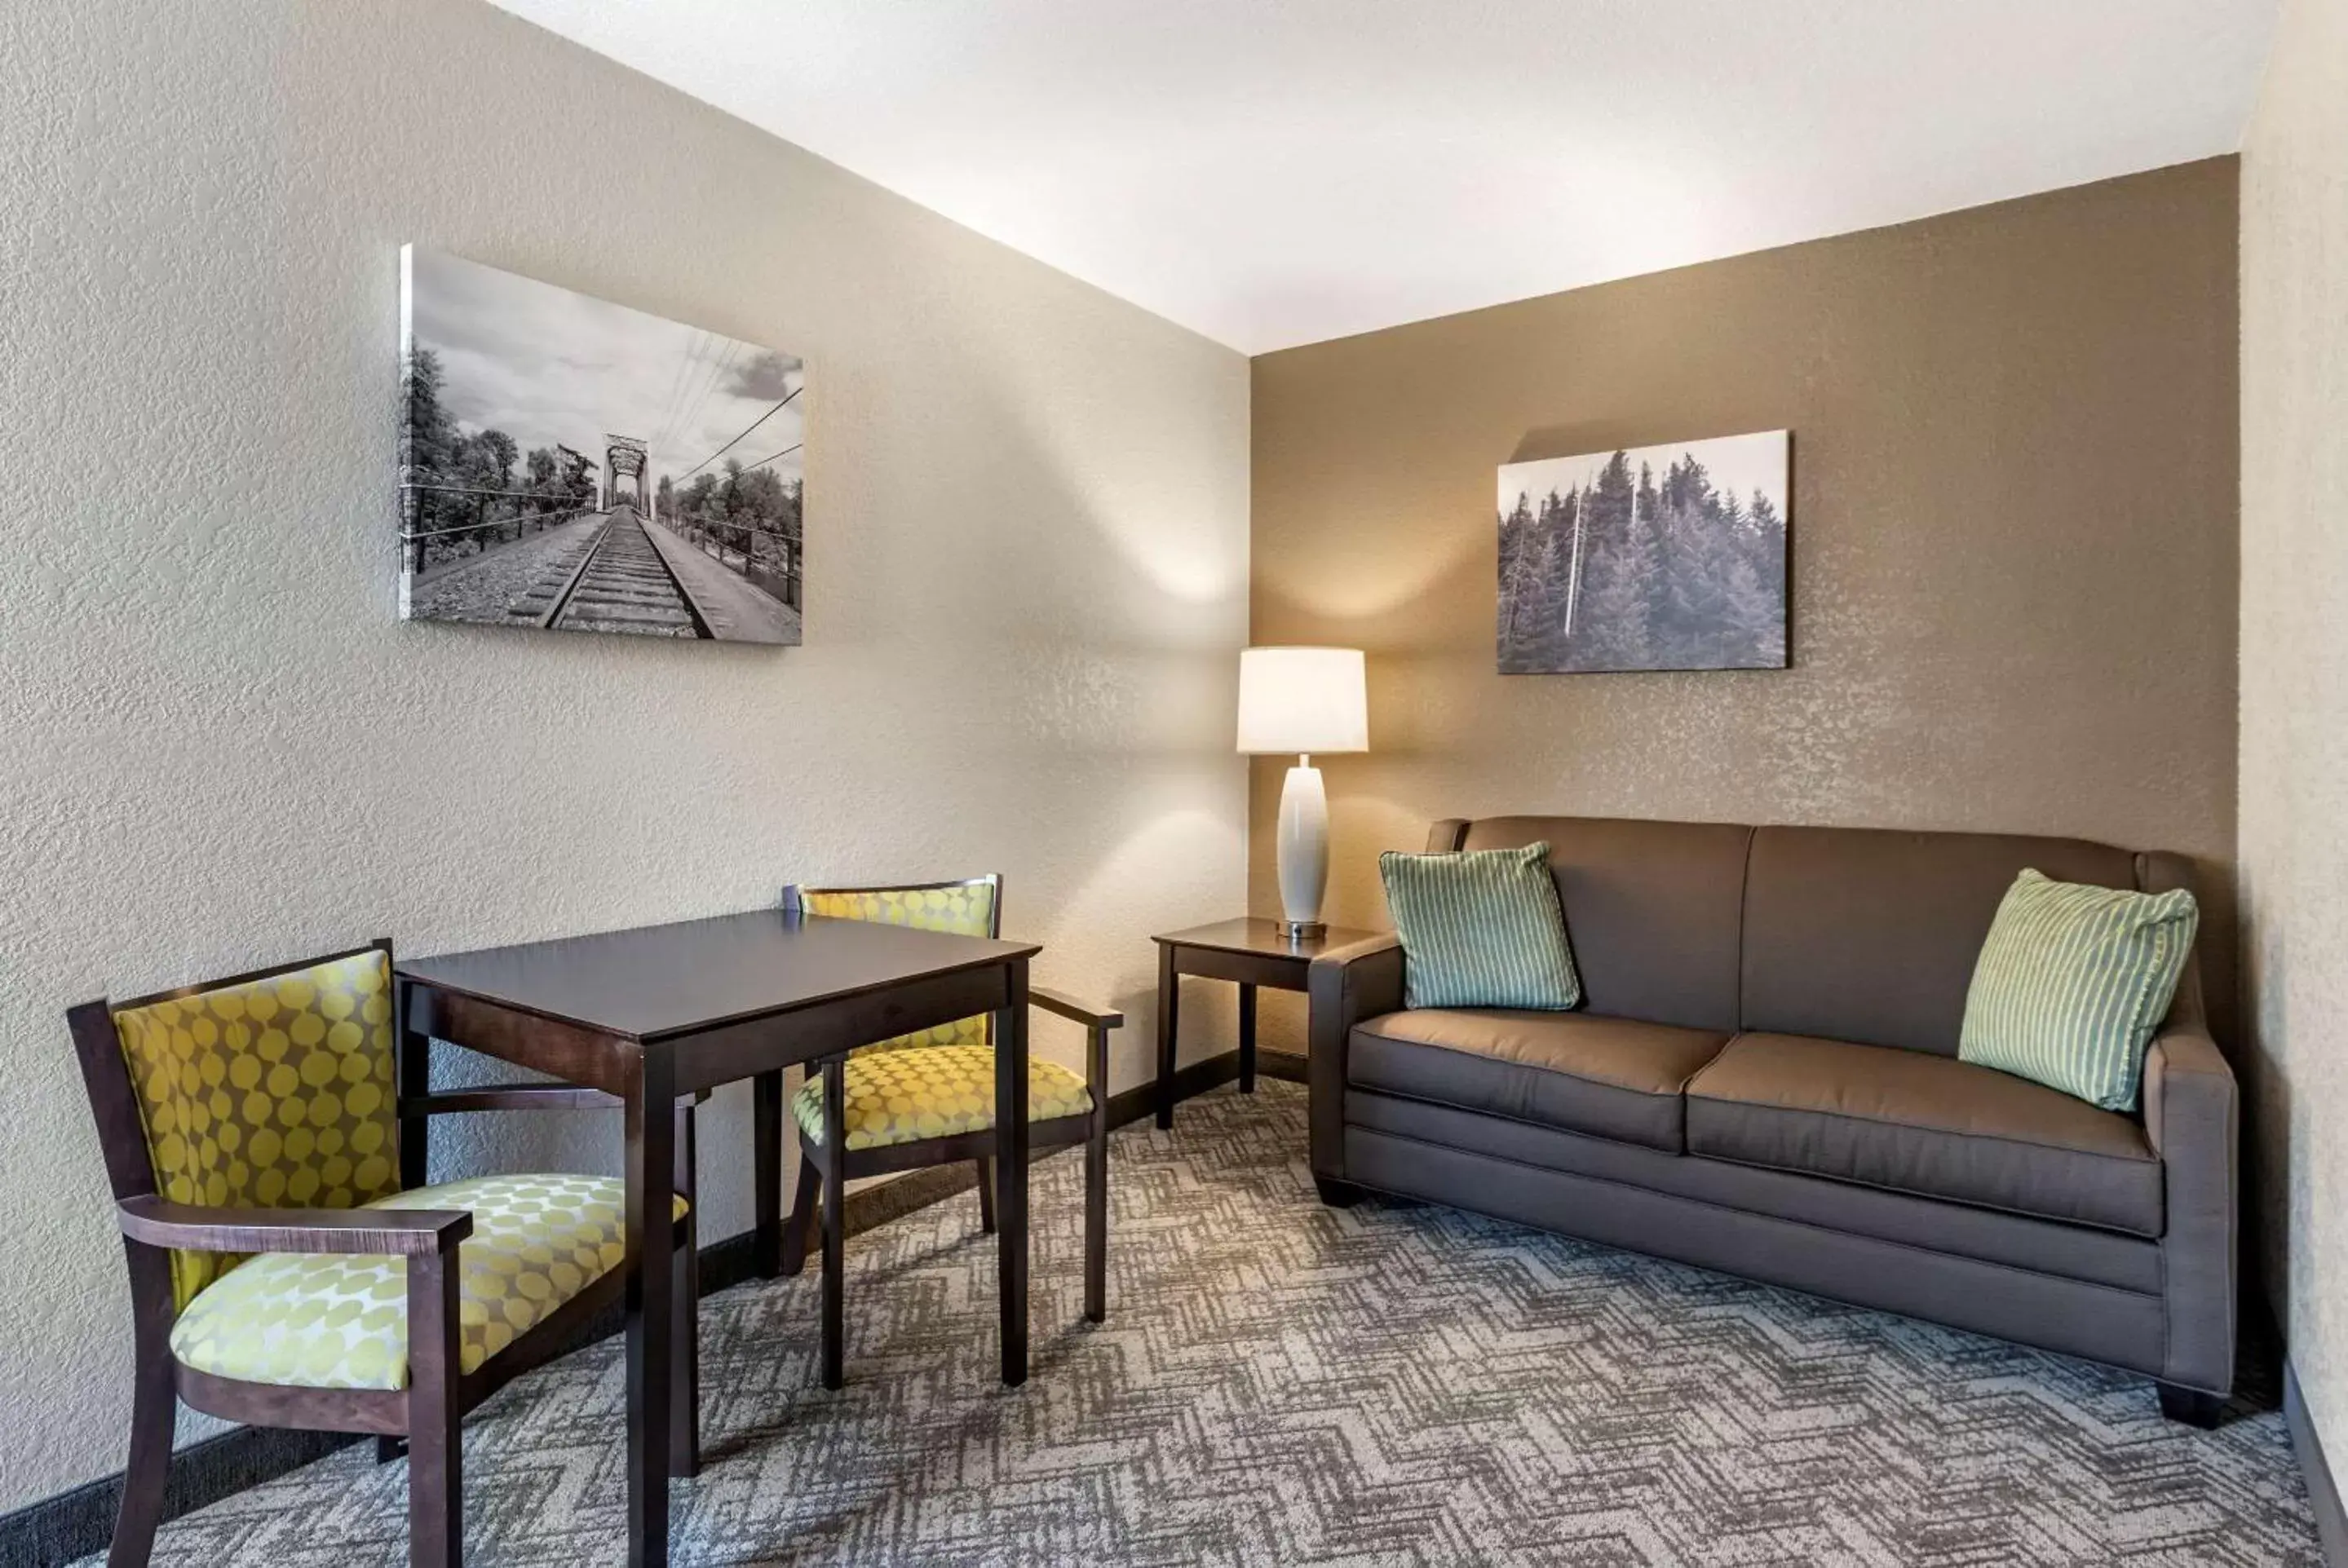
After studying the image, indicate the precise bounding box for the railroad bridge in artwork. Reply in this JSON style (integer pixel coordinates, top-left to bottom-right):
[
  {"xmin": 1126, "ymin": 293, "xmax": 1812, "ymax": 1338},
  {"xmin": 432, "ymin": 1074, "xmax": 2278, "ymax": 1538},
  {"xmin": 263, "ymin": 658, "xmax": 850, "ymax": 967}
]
[{"xmin": 604, "ymin": 434, "xmax": 649, "ymax": 510}]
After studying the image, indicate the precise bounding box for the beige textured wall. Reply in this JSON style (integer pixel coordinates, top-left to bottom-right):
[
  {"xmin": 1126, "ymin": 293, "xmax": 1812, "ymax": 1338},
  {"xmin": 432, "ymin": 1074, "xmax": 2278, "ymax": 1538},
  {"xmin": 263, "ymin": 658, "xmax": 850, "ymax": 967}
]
[
  {"xmin": 1249, "ymin": 161, "xmax": 2240, "ymax": 1059},
  {"xmin": 2240, "ymin": 0, "xmax": 2348, "ymax": 1469},
  {"xmin": 0, "ymin": 0, "xmax": 1248, "ymax": 1506}
]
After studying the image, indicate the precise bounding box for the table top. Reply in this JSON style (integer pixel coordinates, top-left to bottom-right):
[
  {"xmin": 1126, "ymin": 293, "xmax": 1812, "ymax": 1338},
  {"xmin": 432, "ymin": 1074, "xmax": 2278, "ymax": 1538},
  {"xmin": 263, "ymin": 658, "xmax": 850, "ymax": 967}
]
[
  {"xmin": 1152, "ymin": 917, "xmax": 1387, "ymax": 961},
  {"xmin": 398, "ymin": 908, "xmax": 1040, "ymax": 1043}
]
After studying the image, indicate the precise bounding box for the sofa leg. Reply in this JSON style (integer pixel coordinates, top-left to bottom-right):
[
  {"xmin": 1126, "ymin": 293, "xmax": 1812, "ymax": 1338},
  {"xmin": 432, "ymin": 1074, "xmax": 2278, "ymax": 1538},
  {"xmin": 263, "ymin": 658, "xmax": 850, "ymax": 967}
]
[
  {"xmin": 2157, "ymin": 1382, "xmax": 2225, "ymax": 1429},
  {"xmin": 1315, "ymin": 1176, "xmax": 1364, "ymax": 1208}
]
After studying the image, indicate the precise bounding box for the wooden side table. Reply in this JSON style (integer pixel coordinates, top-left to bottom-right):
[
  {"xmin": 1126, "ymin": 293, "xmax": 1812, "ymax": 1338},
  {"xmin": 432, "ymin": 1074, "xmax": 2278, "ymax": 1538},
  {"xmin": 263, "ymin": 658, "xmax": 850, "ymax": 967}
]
[{"xmin": 1152, "ymin": 918, "xmax": 1382, "ymax": 1128}]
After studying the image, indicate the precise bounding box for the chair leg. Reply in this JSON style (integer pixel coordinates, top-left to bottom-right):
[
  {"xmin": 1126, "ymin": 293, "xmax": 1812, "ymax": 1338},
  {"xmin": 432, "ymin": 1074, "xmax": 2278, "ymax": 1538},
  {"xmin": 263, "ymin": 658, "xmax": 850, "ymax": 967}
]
[
  {"xmin": 670, "ymin": 1101, "xmax": 701, "ymax": 1479},
  {"xmin": 975, "ymin": 1156, "xmax": 997, "ymax": 1235},
  {"xmin": 1081, "ymin": 1018, "xmax": 1112, "ymax": 1325},
  {"xmin": 780, "ymin": 1156, "xmax": 820, "ymax": 1278},
  {"xmin": 405, "ymin": 1251, "xmax": 462, "ymax": 1568},
  {"xmin": 1084, "ymin": 1110, "xmax": 1108, "ymax": 1324},
  {"xmin": 110, "ymin": 1254, "xmax": 176, "ymax": 1568},
  {"xmin": 820, "ymin": 1058, "xmax": 847, "ymax": 1391}
]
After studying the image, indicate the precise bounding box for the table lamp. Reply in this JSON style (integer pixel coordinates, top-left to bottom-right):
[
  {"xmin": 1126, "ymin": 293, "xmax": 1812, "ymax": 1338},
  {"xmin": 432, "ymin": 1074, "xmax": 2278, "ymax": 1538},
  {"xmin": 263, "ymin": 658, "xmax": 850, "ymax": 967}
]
[{"xmin": 1237, "ymin": 647, "xmax": 1369, "ymax": 940}]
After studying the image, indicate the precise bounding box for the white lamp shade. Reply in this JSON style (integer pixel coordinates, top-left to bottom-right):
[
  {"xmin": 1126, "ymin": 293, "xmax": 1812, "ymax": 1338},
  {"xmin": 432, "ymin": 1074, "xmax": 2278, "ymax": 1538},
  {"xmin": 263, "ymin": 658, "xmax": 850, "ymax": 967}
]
[{"xmin": 1236, "ymin": 647, "xmax": 1368, "ymax": 755}]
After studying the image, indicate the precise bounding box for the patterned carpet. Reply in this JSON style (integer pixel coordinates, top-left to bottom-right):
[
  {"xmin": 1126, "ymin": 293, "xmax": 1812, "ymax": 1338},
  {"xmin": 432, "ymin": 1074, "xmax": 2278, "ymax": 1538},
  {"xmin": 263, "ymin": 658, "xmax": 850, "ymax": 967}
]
[{"xmin": 108, "ymin": 1082, "xmax": 2320, "ymax": 1566}]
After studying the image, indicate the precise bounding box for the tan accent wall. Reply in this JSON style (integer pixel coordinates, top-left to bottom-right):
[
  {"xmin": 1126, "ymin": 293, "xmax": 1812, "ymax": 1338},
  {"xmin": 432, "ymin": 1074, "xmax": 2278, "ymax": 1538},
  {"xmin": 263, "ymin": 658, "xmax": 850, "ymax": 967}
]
[
  {"xmin": 2240, "ymin": 0, "xmax": 2348, "ymax": 1472},
  {"xmin": 1249, "ymin": 160, "xmax": 2240, "ymax": 1054}
]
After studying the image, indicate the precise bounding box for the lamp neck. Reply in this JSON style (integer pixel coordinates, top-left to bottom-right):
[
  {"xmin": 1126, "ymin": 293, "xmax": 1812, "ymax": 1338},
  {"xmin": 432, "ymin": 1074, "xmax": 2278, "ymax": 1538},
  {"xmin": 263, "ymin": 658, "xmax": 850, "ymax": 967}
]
[{"xmin": 1297, "ymin": 753, "xmax": 1311, "ymax": 771}]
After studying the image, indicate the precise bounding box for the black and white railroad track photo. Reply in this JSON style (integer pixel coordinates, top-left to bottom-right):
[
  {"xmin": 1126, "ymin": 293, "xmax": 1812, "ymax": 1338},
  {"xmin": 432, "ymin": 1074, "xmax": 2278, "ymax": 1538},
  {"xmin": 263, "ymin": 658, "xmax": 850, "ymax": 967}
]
[{"xmin": 399, "ymin": 246, "xmax": 805, "ymax": 645}]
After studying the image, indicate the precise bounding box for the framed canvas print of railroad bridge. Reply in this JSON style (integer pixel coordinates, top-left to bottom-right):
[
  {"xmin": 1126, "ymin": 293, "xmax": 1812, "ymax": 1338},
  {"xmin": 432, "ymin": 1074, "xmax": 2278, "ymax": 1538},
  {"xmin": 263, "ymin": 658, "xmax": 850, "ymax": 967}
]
[
  {"xmin": 1497, "ymin": 430, "xmax": 1788, "ymax": 674},
  {"xmin": 399, "ymin": 246, "xmax": 804, "ymax": 644}
]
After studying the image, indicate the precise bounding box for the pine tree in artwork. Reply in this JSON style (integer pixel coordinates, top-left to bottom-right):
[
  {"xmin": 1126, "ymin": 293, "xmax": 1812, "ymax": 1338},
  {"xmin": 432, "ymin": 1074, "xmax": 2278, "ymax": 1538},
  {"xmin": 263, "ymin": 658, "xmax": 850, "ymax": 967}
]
[
  {"xmin": 1497, "ymin": 492, "xmax": 1540, "ymax": 666},
  {"xmin": 1567, "ymin": 453, "xmax": 1655, "ymax": 670}
]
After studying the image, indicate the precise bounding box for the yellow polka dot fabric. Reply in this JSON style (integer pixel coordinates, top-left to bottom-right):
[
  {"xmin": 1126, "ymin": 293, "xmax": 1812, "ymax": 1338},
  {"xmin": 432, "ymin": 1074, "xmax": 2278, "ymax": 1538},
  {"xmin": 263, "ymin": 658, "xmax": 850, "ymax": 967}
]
[
  {"xmin": 791, "ymin": 1044, "xmax": 1093, "ymax": 1151},
  {"xmin": 802, "ymin": 882, "xmax": 998, "ymax": 1054},
  {"xmin": 168, "ymin": 1173, "xmax": 688, "ymax": 1390},
  {"xmin": 113, "ymin": 950, "xmax": 401, "ymax": 1309}
]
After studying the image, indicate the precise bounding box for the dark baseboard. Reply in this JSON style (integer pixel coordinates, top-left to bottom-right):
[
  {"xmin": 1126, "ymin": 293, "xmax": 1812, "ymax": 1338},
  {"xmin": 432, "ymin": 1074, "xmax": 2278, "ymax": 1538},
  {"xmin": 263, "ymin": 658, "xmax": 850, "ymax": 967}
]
[
  {"xmin": 1256, "ymin": 1048, "xmax": 1309, "ymax": 1085},
  {"xmin": 0, "ymin": 1423, "xmax": 356, "ymax": 1568},
  {"xmin": 1098, "ymin": 1045, "xmax": 1300, "ymax": 1125},
  {"xmin": 2, "ymin": 1053, "xmax": 1272, "ymax": 1567},
  {"xmin": 1106, "ymin": 1047, "xmax": 1242, "ymax": 1124},
  {"xmin": 2288, "ymin": 1362, "xmax": 2348, "ymax": 1566}
]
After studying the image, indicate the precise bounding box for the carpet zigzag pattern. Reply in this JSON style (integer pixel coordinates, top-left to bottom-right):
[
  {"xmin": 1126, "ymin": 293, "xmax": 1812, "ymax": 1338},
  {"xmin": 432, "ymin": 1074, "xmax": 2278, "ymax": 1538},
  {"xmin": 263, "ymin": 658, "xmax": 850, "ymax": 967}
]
[{"xmin": 103, "ymin": 1084, "xmax": 2319, "ymax": 1565}]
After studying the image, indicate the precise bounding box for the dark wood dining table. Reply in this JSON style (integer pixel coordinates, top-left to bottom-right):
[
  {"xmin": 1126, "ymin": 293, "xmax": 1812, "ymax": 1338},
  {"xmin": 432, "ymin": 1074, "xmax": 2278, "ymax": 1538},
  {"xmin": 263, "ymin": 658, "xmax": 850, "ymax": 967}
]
[{"xmin": 395, "ymin": 907, "xmax": 1041, "ymax": 1566}]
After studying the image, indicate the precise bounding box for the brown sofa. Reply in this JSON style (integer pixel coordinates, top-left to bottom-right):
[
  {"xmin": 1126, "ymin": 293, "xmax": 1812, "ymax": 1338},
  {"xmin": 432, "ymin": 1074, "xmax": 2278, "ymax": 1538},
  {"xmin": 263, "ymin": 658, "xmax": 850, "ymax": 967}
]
[{"xmin": 1307, "ymin": 816, "xmax": 2238, "ymax": 1424}]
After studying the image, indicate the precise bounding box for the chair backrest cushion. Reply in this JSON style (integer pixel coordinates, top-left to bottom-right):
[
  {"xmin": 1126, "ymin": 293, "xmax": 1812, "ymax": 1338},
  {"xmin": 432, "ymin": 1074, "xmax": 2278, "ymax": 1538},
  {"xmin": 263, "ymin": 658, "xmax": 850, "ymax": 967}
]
[
  {"xmin": 1740, "ymin": 825, "xmax": 2140, "ymax": 1056},
  {"xmin": 800, "ymin": 880, "xmax": 999, "ymax": 1053},
  {"xmin": 113, "ymin": 948, "xmax": 400, "ymax": 1307},
  {"xmin": 1455, "ymin": 817, "xmax": 1752, "ymax": 1031}
]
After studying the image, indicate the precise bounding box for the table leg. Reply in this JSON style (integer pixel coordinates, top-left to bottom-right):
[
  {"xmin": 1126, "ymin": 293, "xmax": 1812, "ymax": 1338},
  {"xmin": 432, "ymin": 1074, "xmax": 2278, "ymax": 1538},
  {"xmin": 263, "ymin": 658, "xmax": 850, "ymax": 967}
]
[
  {"xmin": 1155, "ymin": 943, "xmax": 1179, "ymax": 1130},
  {"xmin": 997, "ymin": 957, "xmax": 1030, "ymax": 1385},
  {"xmin": 624, "ymin": 1049, "xmax": 676, "ymax": 1567},
  {"xmin": 670, "ymin": 1100, "xmax": 700, "ymax": 1479},
  {"xmin": 1238, "ymin": 982, "xmax": 1257, "ymax": 1095},
  {"xmin": 820, "ymin": 1055, "xmax": 847, "ymax": 1391},
  {"xmin": 752, "ymin": 1069, "xmax": 784, "ymax": 1279}
]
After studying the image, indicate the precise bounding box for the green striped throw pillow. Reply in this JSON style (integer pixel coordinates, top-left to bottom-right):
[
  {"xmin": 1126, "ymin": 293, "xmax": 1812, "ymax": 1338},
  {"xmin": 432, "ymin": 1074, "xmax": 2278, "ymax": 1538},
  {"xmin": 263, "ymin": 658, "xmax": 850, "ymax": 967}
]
[
  {"xmin": 1379, "ymin": 842, "xmax": 1581, "ymax": 1011},
  {"xmin": 1957, "ymin": 868, "xmax": 2199, "ymax": 1111}
]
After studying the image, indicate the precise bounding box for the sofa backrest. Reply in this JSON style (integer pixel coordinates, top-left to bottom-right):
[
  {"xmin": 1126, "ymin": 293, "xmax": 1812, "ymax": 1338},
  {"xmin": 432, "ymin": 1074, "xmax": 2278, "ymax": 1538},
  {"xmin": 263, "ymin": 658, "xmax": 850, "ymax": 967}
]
[
  {"xmin": 1738, "ymin": 825, "xmax": 2139, "ymax": 1057},
  {"xmin": 1436, "ymin": 815, "xmax": 2179, "ymax": 1057},
  {"xmin": 1448, "ymin": 816, "xmax": 1751, "ymax": 1031}
]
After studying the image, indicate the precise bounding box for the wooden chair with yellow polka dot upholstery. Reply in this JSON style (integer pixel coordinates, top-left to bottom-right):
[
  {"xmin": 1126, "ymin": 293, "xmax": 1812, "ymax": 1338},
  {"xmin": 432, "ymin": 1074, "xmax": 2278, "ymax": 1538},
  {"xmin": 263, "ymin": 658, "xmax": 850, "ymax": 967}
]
[
  {"xmin": 67, "ymin": 939, "xmax": 698, "ymax": 1568},
  {"xmin": 769, "ymin": 875, "xmax": 1121, "ymax": 1389}
]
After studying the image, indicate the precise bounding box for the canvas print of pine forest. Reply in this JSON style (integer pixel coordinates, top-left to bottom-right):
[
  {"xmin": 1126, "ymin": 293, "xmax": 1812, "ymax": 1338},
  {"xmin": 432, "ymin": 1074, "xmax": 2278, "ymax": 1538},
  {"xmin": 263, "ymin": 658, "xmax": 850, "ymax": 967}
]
[{"xmin": 1497, "ymin": 430, "xmax": 1789, "ymax": 673}]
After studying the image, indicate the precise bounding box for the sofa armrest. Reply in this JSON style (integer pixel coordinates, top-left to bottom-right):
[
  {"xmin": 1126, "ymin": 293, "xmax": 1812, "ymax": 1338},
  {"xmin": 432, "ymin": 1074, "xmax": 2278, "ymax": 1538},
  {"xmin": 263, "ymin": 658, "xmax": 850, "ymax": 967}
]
[
  {"xmin": 2139, "ymin": 961, "xmax": 2237, "ymax": 1394},
  {"xmin": 1307, "ymin": 933, "xmax": 1404, "ymax": 1180}
]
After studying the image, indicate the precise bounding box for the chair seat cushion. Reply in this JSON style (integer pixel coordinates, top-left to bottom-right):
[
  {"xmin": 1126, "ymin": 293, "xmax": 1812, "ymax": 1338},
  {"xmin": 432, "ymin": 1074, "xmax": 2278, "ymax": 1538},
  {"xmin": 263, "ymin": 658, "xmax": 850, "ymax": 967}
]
[
  {"xmin": 793, "ymin": 1044, "xmax": 1093, "ymax": 1151},
  {"xmin": 1348, "ymin": 1009, "xmax": 1731, "ymax": 1151},
  {"xmin": 169, "ymin": 1173, "xmax": 688, "ymax": 1391},
  {"xmin": 1685, "ymin": 1032, "xmax": 2161, "ymax": 1235}
]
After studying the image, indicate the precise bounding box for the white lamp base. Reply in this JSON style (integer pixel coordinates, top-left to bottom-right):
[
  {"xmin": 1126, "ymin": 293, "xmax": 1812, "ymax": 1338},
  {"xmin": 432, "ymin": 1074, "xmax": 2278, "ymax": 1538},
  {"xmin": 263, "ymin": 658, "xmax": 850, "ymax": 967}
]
[{"xmin": 1276, "ymin": 760, "xmax": 1329, "ymax": 941}]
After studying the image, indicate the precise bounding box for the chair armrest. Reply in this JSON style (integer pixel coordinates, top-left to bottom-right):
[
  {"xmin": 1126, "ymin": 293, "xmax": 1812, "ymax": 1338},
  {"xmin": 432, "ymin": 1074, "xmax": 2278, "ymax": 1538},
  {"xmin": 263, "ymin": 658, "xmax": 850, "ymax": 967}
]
[
  {"xmin": 2138, "ymin": 961, "xmax": 2236, "ymax": 1393},
  {"xmin": 1030, "ymin": 986, "xmax": 1121, "ymax": 1097},
  {"xmin": 1031, "ymin": 987, "xmax": 1124, "ymax": 1031},
  {"xmin": 1307, "ymin": 932, "xmax": 1405, "ymax": 1180},
  {"xmin": 117, "ymin": 1194, "xmax": 471, "ymax": 1257}
]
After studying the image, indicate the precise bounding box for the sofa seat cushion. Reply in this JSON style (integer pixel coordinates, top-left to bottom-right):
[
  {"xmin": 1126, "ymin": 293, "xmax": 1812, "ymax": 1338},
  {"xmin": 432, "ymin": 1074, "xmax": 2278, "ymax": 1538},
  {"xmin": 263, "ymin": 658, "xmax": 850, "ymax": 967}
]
[
  {"xmin": 1350, "ymin": 1009, "xmax": 1731, "ymax": 1151},
  {"xmin": 1685, "ymin": 1033, "xmax": 2161, "ymax": 1236}
]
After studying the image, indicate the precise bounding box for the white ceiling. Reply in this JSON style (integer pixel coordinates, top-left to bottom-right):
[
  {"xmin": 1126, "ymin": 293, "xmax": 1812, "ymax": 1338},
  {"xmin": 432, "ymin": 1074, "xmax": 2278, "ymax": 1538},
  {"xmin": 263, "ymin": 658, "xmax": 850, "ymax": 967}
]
[{"xmin": 489, "ymin": 0, "xmax": 2279, "ymax": 355}]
